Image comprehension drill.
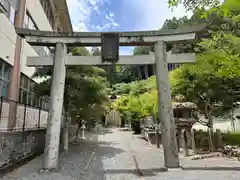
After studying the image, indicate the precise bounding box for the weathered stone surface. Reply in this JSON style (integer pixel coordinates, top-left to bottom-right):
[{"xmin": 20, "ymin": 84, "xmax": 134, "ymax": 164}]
[
  {"xmin": 0, "ymin": 130, "xmax": 45, "ymax": 168},
  {"xmin": 15, "ymin": 25, "xmax": 206, "ymax": 38},
  {"xmin": 191, "ymin": 152, "xmax": 224, "ymax": 160}
]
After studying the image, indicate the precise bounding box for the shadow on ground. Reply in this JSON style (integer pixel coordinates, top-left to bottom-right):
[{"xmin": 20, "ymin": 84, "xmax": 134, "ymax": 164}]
[
  {"xmin": 58, "ymin": 138, "xmax": 127, "ymax": 180},
  {"xmin": 1, "ymin": 136, "xmax": 126, "ymax": 180}
]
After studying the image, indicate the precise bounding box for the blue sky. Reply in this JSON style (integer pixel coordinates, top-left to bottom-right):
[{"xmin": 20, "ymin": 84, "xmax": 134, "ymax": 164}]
[{"xmin": 66, "ymin": 0, "xmax": 192, "ymax": 55}]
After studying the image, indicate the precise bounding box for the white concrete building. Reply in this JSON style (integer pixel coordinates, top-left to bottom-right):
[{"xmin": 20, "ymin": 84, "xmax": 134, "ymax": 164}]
[
  {"xmin": 193, "ymin": 106, "xmax": 240, "ymax": 133},
  {"xmin": 0, "ymin": 0, "xmax": 72, "ymax": 107}
]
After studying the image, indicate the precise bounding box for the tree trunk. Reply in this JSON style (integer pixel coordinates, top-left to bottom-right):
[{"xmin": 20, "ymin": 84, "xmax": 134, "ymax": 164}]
[
  {"xmin": 208, "ymin": 116, "xmax": 215, "ymax": 152},
  {"xmin": 75, "ymin": 122, "xmax": 81, "ymax": 142},
  {"xmin": 208, "ymin": 127, "xmax": 215, "ymax": 152},
  {"xmin": 205, "ymin": 104, "xmax": 215, "ymax": 152},
  {"xmin": 231, "ymin": 108, "xmax": 235, "ymax": 132}
]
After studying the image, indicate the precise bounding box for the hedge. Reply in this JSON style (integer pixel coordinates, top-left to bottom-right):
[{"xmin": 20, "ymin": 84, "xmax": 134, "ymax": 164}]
[
  {"xmin": 194, "ymin": 130, "xmax": 240, "ymax": 149},
  {"xmin": 222, "ymin": 133, "xmax": 240, "ymax": 146}
]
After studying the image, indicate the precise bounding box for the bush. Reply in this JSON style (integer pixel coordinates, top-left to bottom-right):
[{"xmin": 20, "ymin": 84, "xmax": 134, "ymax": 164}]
[
  {"xmin": 194, "ymin": 130, "xmax": 240, "ymax": 150},
  {"xmin": 222, "ymin": 133, "xmax": 240, "ymax": 146},
  {"xmin": 132, "ymin": 120, "xmax": 141, "ymax": 134}
]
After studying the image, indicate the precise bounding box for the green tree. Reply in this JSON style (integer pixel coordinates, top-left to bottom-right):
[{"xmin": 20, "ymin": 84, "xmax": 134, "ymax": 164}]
[
  {"xmin": 170, "ymin": 33, "xmax": 240, "ymax": 151},
  {"xmin": 33, "ymin": 47, "xmax": 109, "ymax": 137},
  {"xmin": 140, "ymin": 90, "xmax": 158, "ymax": 123},
  {"xmin": 168, "ymin": 0, "xmax": 220, "ymax": 11},
  {"xmin": 112, "ymin": 75, "xmax": 158, "ymax": 126},
  {"xmin": 168, "ymin": 0, "xmax": 240, "ymax": 19}
]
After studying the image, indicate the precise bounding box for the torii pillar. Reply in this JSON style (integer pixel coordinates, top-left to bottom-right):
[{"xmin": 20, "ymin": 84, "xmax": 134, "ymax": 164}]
[
  {"xmin": 154, "ymin": 41, "xmax": 179, "ymax": 168},
  {"xmin": 42, "ymin": 43, "xmax": 67, "ymax": 170}
]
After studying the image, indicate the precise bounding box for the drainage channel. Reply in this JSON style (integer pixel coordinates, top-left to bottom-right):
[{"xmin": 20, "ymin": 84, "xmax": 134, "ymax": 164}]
[{"xmin": 129, "ymin": 134, "xmax": 145, "ymax": 179}]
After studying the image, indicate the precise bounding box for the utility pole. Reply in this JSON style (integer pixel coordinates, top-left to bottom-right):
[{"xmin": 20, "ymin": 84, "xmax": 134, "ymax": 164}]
[{"xmin": 8, "ymin": 0, "xmax": 27, "ymax": 130}]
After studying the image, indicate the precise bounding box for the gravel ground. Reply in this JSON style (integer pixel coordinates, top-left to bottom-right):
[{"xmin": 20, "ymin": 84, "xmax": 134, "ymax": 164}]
[{"xmin": 1, "ymin": 128, "xmax": 240, "ymax": 180}]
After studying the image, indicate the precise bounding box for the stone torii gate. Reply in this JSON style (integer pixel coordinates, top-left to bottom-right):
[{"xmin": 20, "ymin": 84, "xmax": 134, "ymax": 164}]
[{"xmin": 15, "ymin": 26, "xmax": 206, "ymax": 171}]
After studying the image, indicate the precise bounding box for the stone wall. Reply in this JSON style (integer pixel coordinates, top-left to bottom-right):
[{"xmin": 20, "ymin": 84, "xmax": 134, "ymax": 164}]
[
  {"xmin": 0, "ymin": 130, "xmax": 46, "ymax": 169},
  {"xmin": 0, "ymin": 124, "xmax": 79, "ymax": 171}
]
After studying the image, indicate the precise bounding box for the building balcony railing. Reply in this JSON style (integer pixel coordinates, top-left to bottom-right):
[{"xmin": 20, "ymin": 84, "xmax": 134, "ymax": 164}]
[{"xmin": 0, "ymin": 96, "xmax": 65, "ymax": 132}]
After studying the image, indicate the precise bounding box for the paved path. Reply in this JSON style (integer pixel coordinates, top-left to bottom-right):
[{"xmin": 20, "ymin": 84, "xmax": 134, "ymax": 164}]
[{"xmin": 1, "ymin": 128, "xmax": 240, "ymax": 180}]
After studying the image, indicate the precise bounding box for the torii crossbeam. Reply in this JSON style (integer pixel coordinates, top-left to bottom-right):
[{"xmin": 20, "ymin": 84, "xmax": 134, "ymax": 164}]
[
  {"xmin": 15, "ymin": 26, "xmax": 207, "ymax": 171},
  {"xmin": 26, "ymin": 53, "xmax": 196, "ymax": 67}
]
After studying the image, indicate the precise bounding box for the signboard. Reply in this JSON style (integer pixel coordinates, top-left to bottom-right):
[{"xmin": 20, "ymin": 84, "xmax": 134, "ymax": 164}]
[{"xmin": 101, "ymin": 33, "xmax": 119, "ymax": 63}]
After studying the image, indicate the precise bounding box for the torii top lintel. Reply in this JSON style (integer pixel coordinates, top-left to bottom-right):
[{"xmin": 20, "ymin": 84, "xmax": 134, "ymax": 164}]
[{"xmin": 15, "ymin": 25, "xmax": 208, "ymax": 47}]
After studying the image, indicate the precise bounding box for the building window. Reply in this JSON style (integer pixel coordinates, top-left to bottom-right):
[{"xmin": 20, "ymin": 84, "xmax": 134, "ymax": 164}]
[
  {"xmin": 0, "ymin": 59, "xmax": 11, "ymax": 98},
  {"xmin": 0, "ymin": 0, "xmax": 18, "ymax": 24},
  {"xmin": 19, "ymin": 75, "xmax": 29, "ymax": 104},
  {"xmin": 28, "ymin": 81, "xmax": 36, "ymax": 106},
  {"xmin": 27, "ymin": 92, "xmax": 34, "ymax": 105},
  {"xmin": 0, "ymin": 80, "xmax": 8, "ymax": 97},
  {"xmin": 18, "ymin": 74, "xmax": 49, "ymax": 108},
  {"xmin": 40, "ymin": 0, "xmax": 54, "ymax": 28},
  {"xmin": 24, "ymin": 11, "xmax": 38, "ymax": 30},
  {"xmin": 23, "ymin": 11, "xmax": 51, "ymax": 57},
  {"xmin": 40, "ymin": 97, "xmax": 49, "ymax": 109},
  {"xmin": 3, "ymin": 63, "xmax": 10, "ymax": 80}
]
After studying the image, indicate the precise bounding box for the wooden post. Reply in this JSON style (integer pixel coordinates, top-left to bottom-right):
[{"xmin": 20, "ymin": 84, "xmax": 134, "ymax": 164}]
[
  {"xmin": 191, "ymin": 128, "xmax": 197, "ymax": 154},
  {"xmin": 154, "ymin": 41, "xmax": 179, "ymax": 168}
]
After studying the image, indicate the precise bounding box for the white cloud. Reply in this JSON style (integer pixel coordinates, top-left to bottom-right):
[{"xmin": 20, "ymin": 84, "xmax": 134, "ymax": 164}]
[
  {"xmin": 67, "ymin": 0, "xmax": 118, "ymax": 32},
  {"xmin": 67, "ymin": 0, "xmax": 90, "ymax": 31},
  {"xmin": 72, "ymin": 21, "xmax": 88, "ymax": 31},
  {"xmin": 90, "ymin": 9, "xmax": 119, "ymax": 31},
  {"xmin": 121, "ymin": 0, "xmax": 192, "ymax": 31},
  {"xmin": 109, "ymin": 12, "xmax": 114, "ymax": 17},
  {"xmin": 91, "ymin": 20, "xmax": 119, "ymax": 31}
]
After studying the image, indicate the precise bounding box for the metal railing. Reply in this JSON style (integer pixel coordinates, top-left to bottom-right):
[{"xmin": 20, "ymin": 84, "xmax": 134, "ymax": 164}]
[{"xmin": 0, "ymin": 96, "xmax": 49, "ymax": 131}]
